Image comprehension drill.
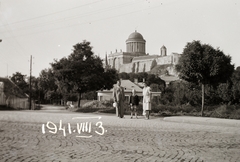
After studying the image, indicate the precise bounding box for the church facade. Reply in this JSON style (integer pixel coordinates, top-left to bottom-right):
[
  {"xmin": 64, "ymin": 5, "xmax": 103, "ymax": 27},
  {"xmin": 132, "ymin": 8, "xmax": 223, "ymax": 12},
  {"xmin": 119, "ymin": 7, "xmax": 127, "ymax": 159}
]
[{"xmin": 105, "ymin": 31, "xmax": 181, "ymax": 76}]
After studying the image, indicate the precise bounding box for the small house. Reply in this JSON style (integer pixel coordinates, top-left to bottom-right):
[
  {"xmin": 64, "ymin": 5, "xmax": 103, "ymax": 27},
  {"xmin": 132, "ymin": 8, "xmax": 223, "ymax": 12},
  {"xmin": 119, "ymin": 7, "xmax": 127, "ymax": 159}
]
[
  {"xmin": 97, "ymin": 79, "xmax": 161, "ymax": 101},
  {"xmin": 0, "ymin": 77, "xmax": 29, "ymax": 109}
]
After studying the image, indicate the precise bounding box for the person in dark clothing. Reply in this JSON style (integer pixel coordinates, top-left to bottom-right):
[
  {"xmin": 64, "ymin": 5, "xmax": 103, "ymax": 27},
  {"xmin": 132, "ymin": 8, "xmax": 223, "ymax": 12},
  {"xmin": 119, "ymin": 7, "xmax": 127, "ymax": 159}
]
[
  {"xmin": 129, "ymin": 89, "xmax": 139, "ymax": 119},
  {"xmin": 113, "ymin": 80, "xmax": 125, "ymax": 118}
]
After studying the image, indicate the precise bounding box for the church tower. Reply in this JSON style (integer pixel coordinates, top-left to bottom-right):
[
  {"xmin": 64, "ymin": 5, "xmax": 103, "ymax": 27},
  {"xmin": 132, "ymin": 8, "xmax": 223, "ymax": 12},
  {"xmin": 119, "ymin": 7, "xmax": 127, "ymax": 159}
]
[{"xmin": 161, "ymin": 45, "xmax": 167, "ymax": 56}]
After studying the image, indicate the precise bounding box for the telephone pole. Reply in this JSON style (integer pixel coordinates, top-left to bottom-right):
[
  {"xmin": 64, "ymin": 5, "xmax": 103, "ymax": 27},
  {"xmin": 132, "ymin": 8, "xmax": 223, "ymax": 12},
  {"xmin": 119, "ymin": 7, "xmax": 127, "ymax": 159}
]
[{"xmin": 29, "ymin": 55, "xmax": 32, "ymax": 110}]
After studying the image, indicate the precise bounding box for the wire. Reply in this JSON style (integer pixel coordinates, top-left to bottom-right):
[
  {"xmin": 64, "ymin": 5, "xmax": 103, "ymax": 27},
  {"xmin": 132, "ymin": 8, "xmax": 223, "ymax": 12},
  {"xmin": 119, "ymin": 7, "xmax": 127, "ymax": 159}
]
[
  {"xmin": 0, "ymin": 60, "xmax": 29, "ymax": 76},
  {"xmin": 0, "ymin": 0, "xmax": 104, "ymax": 27},
  {"xmin": 0, "ymin": 0, "xmax": 142, "ymax": 34},
  {"xmin": 0, "ymin": 19, "xmax": 29, "ymax": 58},
  {"xmin": 3, "ymin": 2, "xmax": 164, "ymax": 39}
]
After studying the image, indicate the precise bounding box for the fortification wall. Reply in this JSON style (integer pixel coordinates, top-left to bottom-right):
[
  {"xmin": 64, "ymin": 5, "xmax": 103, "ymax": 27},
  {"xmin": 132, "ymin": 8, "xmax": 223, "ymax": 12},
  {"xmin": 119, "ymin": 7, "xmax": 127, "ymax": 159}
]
[
  {"xmin": 119, "ymin": 63, "xmax": 133, "ymax": 73},
  {"xmin": 156, "ymin": 55, "xmax": 173, "ymax": 65}
]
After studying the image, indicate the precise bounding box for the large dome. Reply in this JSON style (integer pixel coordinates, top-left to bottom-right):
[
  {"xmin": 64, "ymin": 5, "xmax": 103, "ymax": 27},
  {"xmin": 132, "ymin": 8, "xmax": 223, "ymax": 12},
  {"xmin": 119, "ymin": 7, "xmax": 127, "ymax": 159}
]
[
  {"xmin": 126, "ymin": 31, "xmax": 146, "ymax": 54},
  {"xmin": 128, "ymin": 31, "xmax": 144, "ymax": 40}
]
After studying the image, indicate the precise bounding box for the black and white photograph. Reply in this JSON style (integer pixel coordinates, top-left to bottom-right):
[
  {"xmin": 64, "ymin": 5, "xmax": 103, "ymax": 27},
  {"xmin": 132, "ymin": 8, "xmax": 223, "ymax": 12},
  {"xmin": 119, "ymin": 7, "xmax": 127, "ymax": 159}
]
[{"xmin": 0, "ymin": 0, "xmax": 240, "ymax": 161}]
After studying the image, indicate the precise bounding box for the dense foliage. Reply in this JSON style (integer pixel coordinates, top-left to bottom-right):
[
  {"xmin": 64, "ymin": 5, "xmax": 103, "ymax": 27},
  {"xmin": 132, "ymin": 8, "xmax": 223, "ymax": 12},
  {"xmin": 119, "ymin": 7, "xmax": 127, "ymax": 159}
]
[
  {"xmin": 10, "ymin": 41, "xmax": 118, "ymax": 107},
  {"xmin": 50, "ymin": 40, "xmax": 118, "ymax": 107},
  {"xmin": 8, "ymin": 40, "xmax": 240, "ymax": 119},
  {"xmin": 176, "ymin": 40, "xmax": 234, "ymax": 115}
]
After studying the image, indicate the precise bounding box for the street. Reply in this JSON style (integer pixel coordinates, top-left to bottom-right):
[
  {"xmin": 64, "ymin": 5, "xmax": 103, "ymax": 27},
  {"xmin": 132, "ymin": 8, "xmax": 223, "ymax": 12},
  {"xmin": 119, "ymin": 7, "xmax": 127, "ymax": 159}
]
[{"xmin": 0, "ymin": 105, "xmax": 240, "ymax": 162}]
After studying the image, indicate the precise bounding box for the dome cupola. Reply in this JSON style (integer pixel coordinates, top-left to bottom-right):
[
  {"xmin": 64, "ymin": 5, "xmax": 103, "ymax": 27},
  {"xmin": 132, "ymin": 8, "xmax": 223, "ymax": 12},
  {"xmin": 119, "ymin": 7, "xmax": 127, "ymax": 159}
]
[
  {"xmin": 126, "ymin": 31, "xmax": 146, "ymax": 54},
  {"xmin": 127, "ymin": 31, "xmax": 144, "ymax": 40}
]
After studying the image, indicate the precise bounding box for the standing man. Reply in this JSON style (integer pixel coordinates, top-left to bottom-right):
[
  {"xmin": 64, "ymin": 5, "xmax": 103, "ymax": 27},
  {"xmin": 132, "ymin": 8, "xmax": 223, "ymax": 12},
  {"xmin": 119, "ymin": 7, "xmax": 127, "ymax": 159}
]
[{"xmin": 113, "ymin": 80, "xmax": 125, "ymax": 118}]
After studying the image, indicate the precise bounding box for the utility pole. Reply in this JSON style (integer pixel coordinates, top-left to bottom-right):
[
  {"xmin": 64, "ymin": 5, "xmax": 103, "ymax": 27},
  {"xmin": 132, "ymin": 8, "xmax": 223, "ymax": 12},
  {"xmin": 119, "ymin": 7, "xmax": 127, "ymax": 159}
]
[{"xmin": 29, "ymin": 55, "xmax": 32, "ymax": 110}]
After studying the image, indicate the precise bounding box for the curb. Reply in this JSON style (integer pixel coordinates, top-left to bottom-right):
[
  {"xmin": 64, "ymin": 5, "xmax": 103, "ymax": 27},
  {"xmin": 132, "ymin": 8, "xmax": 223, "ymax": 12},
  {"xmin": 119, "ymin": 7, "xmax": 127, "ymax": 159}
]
[{"xmin": 163, "ymin": 116, "xmax": 240, "ymax": 127}]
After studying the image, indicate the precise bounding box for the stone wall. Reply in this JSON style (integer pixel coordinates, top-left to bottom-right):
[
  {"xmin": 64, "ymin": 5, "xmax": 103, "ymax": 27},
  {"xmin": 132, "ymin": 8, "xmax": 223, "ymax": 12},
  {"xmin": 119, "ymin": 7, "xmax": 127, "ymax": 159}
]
[
  {"xmin": 156, "ymin": 55, "xmax": 173, "ymax": 65},
  {"xmin": 107, "ymin": 52, "xmax": 181, "ymax": 74},
  {"xmin": 138, "ymin": 60, "xmax": 152, "ymax": 72},
  {"xmin": 119, "ymin": 63, "xmax": 133, "ymax": 73}
]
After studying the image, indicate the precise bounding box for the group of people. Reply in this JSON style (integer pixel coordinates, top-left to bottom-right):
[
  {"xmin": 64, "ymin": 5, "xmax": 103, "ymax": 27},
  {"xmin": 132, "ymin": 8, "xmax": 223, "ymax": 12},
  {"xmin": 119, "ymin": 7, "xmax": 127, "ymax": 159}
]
[{"xmin": 112, "ymin": 80, "xmax": 152, "ymax": 120}]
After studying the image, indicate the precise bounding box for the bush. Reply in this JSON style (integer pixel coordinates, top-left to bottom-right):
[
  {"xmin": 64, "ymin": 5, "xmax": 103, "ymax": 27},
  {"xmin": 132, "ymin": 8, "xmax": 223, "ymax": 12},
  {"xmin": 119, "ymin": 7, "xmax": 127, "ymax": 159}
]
[
  {"xmin": 73, "ymin": 99, "xmax": 240, "ymax": 119},
  {"xmin": 73, "ymin": 100, "xmax": 114, "ymax": 113},
  {"xmin": 189, "ymin": 108, "xmax": 201, "ymax": 116},
  {"xmin": 81, "ymin": 100, "xmax": 114, "ymax": 109},
  {"xmin": 75, "ymin": 100, "xmax": 135, "ymax": 114},
  {"xmin": 158, "ymin": 110, "xmax": 172, "ymax": 116},
  {"xmin": 151, "ymin": 103, "xmax": 201, "ymax": 116},
  {"xmin": 229, "ymin": 109, "xmax": 240, "ymax": 119},
  {"xmin": 151, "ymin": 104, "xmax": 180, "ymax": 114},
  {"xmin": 180, "ymin": 104, "xmax": 195, "ymax": 113},
  {"xmin": 77, "ymin": 100, "xmax": 145, "ymax": 115},
  {"xmin": 210, "ymin": 104, "xmax": 240, "ymax": 119}
]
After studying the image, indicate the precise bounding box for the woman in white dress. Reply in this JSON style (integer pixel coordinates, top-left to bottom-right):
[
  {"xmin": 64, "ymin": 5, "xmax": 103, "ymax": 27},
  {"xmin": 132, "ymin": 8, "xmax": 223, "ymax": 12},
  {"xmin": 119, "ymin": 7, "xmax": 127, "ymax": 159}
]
[{"xmin": 142, "ymin": 82, "xmax": 152, "ymax": 119}]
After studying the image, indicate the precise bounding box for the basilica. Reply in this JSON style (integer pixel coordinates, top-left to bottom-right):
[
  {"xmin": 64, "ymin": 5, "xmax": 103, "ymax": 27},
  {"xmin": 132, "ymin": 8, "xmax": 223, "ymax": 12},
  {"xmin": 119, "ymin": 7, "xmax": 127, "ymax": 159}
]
[
  {"xmin": 98, "ymin": 31, "xmax": 181, "ymax": 101},
  {"xmin": 104, "ymin": 31, "xmax": 181, "ymax": 76}
]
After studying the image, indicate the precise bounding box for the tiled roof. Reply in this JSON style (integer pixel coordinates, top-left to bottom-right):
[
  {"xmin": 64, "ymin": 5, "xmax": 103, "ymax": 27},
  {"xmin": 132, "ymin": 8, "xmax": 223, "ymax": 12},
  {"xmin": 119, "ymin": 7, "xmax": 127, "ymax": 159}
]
[
  {"xmin": 111, "ymin": 79, "xmax": 142, "ymax": 92},
  {"xmin": 160, "ymin": 75, "xmax": 179, "ymax": 83}
]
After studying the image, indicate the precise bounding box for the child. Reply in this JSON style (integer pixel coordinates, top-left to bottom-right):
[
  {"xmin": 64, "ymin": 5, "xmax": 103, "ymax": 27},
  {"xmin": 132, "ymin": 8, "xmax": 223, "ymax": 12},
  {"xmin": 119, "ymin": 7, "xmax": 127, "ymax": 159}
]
[{"xmin": 129, "ymin": 89, "xmax": 139, "ymax": 119}]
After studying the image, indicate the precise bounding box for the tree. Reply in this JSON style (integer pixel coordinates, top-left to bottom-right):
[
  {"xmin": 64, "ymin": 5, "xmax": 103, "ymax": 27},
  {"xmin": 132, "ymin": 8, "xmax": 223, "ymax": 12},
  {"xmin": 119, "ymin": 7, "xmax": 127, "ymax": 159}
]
[
  {"xmin": 51, "ymin": 40, "xmax": 115, "ymax": 107},
  {"xmin": 217, "ymin": 82, "xmax": 233, "ymax": 104},
  {"xmin": 137, "ymin": 72, "xmax": 148, "ymax": 82},
  {"xmin": 118, "ymin": 72, "xmax": 129, "ymax": 80},
  {"xmin": 231, "ymin": 66, "xmax": 240, "ymax": 103},
  {"xmin": 129, "ymin": 73, "xmax": 138, "ymax": 82},
  {"xmin": 38, "ymin": 68, "xmax": 59, "ymax": 103},
  {"xmin": 147, "ymin": 74, "xmax": 165, "ymax": 91},
  {"xmin": 29, "ymin": 76, "xmax": 40, "ymax": 100},
  {"xmin": 176, "ymin": 40, "xmax": 234, "ymax": 116},
  {"xmin": 102, "ymin": 68, "xmax": 119, "ymax": 90},
  {"xmin": 10, "ymin": 72, "xmax": 29, "ymax": 94}
]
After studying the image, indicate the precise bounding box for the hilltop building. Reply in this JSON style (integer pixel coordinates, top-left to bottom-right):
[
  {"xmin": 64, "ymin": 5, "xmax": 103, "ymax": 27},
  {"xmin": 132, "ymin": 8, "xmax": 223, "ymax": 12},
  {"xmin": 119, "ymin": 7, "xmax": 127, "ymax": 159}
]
[{"xmin": 104, "ymin": 31, "xmax": 181, "ymax": 76}]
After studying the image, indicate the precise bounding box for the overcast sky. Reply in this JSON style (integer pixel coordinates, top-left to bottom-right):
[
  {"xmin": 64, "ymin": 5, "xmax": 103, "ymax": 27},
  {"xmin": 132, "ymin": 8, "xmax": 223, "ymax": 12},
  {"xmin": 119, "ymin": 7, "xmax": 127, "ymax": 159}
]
[{"xmin": 0, "ymin": 0, "xmax": 240, "ymax": 77}]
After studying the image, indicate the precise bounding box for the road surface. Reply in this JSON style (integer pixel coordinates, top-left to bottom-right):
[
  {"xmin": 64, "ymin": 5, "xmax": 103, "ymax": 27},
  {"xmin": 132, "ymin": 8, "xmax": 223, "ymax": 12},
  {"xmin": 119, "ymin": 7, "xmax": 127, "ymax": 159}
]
[{"xmin": 0, "ymin": 105, "xmax": 240, "ymax": 162}]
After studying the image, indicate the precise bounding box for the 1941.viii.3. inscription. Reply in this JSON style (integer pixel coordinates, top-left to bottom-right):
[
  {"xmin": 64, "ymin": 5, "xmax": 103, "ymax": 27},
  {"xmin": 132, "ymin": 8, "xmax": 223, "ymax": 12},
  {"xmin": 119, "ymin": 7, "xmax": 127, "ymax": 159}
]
[{"xmin": 41, "ymin": 116, "xmax": 106, "ymax": 138}]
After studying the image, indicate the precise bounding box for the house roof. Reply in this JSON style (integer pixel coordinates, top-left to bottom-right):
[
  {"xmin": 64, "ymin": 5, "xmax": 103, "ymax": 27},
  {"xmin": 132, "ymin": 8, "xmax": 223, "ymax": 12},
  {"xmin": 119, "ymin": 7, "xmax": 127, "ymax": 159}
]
[
  {"xmin": 160, "ymin": 75, "xmax": 179, "ymax": 84},
  {"xmin": 112, "ymin": 79, "xmax": 142, "ymax": 92},
  {"xmin": 98, "ymin": 79, "xmax": 162, "ymax": 97},
  {"xmin": 0, "ymin": 77, "xmax": 28, "ymax": 98}
]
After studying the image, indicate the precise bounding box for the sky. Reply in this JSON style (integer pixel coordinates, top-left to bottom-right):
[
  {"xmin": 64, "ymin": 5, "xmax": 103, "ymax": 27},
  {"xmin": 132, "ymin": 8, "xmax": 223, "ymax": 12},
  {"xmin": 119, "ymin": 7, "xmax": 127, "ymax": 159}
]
[{"xmin": 0, "ymin": 0, "xmax": 240, "ymax": 77}]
